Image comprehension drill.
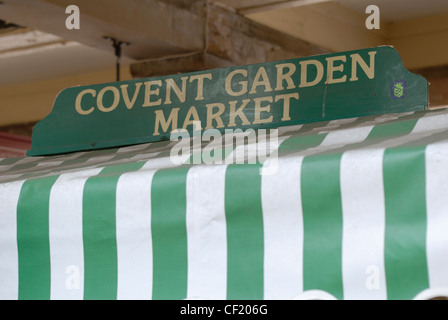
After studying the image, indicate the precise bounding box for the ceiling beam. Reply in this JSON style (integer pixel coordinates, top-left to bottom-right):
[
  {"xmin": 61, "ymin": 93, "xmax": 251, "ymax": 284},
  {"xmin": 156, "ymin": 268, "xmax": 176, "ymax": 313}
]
[
  {"xmin": 0, "ymin": 0, "xmax": 206, "ymax": 60},
  {"xmin": 238, "ymin": 0, "xmax": 333, "ymax": 15},
  {"xmin": 245, "ymin": 1, "xmax": 384, "ymax": 56},
  {"xmin": 0, "ymin": 29, "xmax": 77, "ymax": 59}
]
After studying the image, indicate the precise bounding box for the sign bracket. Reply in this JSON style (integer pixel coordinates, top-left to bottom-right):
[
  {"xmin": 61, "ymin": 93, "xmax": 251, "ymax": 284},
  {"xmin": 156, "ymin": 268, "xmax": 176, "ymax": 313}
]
[{"xmin": 104, "ymin": 36, "xmax": 130, "ymax": 82}]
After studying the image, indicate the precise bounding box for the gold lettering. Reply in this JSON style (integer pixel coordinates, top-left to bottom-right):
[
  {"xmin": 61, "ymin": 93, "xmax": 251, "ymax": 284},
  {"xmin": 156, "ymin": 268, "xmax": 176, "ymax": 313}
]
[
  {"xmin": 253, "ymin": 96, "xmax": 274, "ymax": 125},
  {"xmin": 249, "ymin": 67, "xmax": 273, "ymax": 94},
  {"xmin": 153, "ymin": 108, "xmax": 179, "ymax": 136},
  {"xmin": 275, "ymin": 63, "xmax": 296, "ymax": 90},
  {"xmin": 190, "ymin": 73, "xmax": 212, "ymax": 101},
  {"xmin": 275, "ymin": 93, "xmax": 299, "ymax": 121},
  {"xmin": 299, "ymin": 60, "xmax": 324, "ymax": 88},
  {"xmin": 350, "ymin": 51, "xmax": 376, "ymax": 81},
  {"xmin": 182, "ymin": 106, "xmax": 202, "ymax": 130},
  {"xmin": 165, "ymin": 76, "xmax": 188, "ymax": 104},
  {"xmin": 97, "ymin": 86, "xmax": 120, "ymax": 112},
  {"xmin": 326, "ymin": 55, "xmax": 347, "ymax": 84},
  {"xmin": 225, "ymin": 69, "xmax": 248, "ymax": 96},
  {"xmin": 75, "ymin": 89, "xmax": 96, "ymax": 115},
  {"xmin": 228, "ymin": 99, "xmax": 251, "ymax": 127},
  {"xmin": 206, "ymin": 103, "xmax": 225, "ymax": 129},
  {"xmin": 143, "ymin": 80, "xmax": 162, "ymax": 107},
  {"xmin": 120, "ymin": 83, "xmax": 142, "ymax": 110}
]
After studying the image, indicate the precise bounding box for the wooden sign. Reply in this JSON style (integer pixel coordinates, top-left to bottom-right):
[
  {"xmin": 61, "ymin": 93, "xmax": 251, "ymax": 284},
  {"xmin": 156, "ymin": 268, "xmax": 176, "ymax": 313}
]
[{"xmin": 27, "ymin": 46, "xmax": 428, "ymax": 156}]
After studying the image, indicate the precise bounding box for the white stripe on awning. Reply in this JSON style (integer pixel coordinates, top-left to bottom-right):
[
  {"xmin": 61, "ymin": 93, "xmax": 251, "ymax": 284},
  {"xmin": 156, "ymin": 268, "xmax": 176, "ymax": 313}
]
[
  {"xmin": 425, "ymin": 141, "xmax": 448, "ymax": 289},
  {"xmin": 262, "ymin": 156, "xmax": 303, "ymax": 300},
  {"xmin": 116, "ymin": 163, "xmax": 155, "ymax": 300},
  {"xmin": 49, "ymin": 168, "xmax": 103, "ymax": 300},
  {"xmin": 0, "ymin": 180, "xmax": 23, "ymax": 300},
  {"xmin": 186, "ymin": 165, "xmax": 228, "ymax": 300},
  {"xmin": 341, "ymin": 149, "xmax": 387, "ymax": 300}
]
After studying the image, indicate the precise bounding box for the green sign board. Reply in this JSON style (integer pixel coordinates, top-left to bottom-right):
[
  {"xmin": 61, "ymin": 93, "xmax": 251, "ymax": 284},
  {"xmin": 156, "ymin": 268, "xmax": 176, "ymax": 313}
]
[{"xmin": 27, "ymin": 46, "xmax": 428, "ymax": 156}]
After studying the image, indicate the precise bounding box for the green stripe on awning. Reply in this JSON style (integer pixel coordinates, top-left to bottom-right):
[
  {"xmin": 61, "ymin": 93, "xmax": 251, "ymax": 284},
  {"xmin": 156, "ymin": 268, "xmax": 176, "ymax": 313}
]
[
  {"xmin": 151, "ymin": 166, "xmax": 189, "ymax": 300},
  {"xmin": 0, "ymin": 157, "xmax": 22, "ymax": 166},
  {"xmin": 301, "ymin": 153, "xmax": 344, "ymax": 300},
  {"xmin": 17, "ymin": 175, "xmax": 59, "ymax": 300},
  {"xmin": 383, "ymin": 146, "xmax": 429, "ymax": 300},
  {"xmin": 278, "ymin": 132, "xmax": 328, "ymax": 154},
  {"xmin": 225, "ymin": 164, "xmax": 264, "ymax": 300},
  {"xmin": 61, "ymin": 148, "xmax": 119, "ymax": 167},
  {"xmin": 366, "ymin": 114, "xmax": 418, "ymax": 140},
  {"xmin": 82, "ymin": 162, "xmax": 145, "ymax": 300}
]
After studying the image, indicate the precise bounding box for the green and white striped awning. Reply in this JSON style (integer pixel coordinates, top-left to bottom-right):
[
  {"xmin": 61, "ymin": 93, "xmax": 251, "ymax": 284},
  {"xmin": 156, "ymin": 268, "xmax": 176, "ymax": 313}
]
[{"xmin": 1, "ymin": 108, "xmax": 448, "ymax": 300}]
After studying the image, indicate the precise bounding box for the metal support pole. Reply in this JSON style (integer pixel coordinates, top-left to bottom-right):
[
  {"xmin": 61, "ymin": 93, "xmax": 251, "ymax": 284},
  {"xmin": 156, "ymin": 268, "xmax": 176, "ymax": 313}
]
[{"xmin": 104, "ymin": 37, "xmax": 129, "ymax": 82}]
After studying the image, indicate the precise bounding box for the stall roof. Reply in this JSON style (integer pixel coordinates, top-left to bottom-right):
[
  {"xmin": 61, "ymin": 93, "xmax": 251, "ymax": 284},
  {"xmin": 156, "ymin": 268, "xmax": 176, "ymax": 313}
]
[{"xmin": 1, "ymin": 107, "xmax": 448, "ymax": 300}]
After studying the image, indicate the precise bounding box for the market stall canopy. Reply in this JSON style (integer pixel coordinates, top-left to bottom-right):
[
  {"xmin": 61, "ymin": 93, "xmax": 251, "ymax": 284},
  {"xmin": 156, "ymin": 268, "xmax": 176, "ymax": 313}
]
[
  {"xmin": 1, "ymin": 46, "xmax": 445, "ymax": 300},
  {"xmin": 1, "ymin": 107, "xmax": 448, "ymax": 300}
]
